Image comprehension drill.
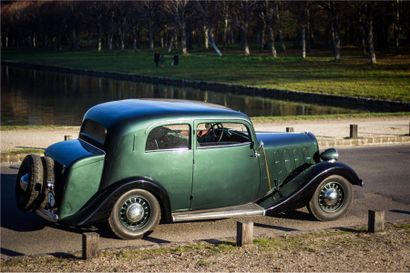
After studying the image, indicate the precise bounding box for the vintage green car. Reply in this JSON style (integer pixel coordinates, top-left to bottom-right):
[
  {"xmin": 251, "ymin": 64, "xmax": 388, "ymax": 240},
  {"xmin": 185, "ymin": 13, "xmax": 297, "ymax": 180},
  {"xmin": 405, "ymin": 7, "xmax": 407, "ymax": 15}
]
[{"xmin": 16, "ymin": 99, "xmax": 362, "ymax": 239}]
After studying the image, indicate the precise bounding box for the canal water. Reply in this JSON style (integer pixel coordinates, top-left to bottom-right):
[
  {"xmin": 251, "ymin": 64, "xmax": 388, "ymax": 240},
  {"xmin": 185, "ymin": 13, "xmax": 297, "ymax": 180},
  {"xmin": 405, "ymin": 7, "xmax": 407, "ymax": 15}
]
[{"xmin": 1, "ymin": 66, "xmax": 362, "ymax": 126}]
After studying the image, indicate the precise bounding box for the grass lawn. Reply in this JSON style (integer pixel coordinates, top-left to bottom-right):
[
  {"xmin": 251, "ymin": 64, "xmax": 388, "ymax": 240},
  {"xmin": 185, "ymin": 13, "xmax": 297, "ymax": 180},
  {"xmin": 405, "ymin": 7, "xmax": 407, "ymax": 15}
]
[{"xmin": 2, "ymin": 49, "xmax": 410, "ymax": 102}]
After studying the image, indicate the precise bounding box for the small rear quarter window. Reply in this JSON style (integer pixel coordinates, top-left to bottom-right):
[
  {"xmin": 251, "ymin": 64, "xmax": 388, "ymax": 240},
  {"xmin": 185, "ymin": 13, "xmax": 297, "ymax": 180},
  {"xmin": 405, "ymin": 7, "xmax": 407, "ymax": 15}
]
[
  {"xmin": 146, "ymin": 124, "xmax": 190, "ymax": 151},
  {"xmin": 80, "ymin": 119, "xmax": 107, "ymax": 146}
]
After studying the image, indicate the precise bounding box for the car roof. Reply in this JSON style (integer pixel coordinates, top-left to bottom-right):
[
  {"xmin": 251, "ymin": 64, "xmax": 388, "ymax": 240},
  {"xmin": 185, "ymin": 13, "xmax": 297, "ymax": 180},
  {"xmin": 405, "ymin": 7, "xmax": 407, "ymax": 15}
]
[{"xmin": 83, "ymin": 99, "xmax": 249, "ymax": 129}]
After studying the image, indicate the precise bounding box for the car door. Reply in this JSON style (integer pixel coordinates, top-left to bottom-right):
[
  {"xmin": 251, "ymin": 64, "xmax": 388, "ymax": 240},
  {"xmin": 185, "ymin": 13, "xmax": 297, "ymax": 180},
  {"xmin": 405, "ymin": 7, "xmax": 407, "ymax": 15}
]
[
  {"xmin": 190, "ymin": 120, "xmax": 261, "ymax": 210},
  {"xmin": 140, "ymin": 122, "xmax": 193, "ymax": 211}
]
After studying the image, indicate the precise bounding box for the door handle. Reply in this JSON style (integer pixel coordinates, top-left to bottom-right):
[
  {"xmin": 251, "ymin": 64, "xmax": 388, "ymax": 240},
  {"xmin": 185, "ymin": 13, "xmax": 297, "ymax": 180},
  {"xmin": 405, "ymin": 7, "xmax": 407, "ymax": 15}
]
[{"xmin": 251, "ymin": 151, "xmax": 261, "ymax": 157}]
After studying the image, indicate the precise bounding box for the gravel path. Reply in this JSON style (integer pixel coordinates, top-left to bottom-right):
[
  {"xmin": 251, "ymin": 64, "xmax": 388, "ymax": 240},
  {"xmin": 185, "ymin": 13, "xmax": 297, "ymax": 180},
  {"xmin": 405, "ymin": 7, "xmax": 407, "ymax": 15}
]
[
  {"xmin": 1, "ymin": 117, "xmax": 409, "ymax": 152},
  {"xmin": 2, "ymin": 223, "xmax": 409, "ymax": 272}
]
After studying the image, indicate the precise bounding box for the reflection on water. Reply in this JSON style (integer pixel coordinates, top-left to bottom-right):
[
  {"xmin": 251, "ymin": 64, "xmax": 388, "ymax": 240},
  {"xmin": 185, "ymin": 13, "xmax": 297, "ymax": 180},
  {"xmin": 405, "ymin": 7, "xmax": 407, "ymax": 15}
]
[{"xmin": 1, "ymin": 66, "xmax": 361, "ymax": 126}]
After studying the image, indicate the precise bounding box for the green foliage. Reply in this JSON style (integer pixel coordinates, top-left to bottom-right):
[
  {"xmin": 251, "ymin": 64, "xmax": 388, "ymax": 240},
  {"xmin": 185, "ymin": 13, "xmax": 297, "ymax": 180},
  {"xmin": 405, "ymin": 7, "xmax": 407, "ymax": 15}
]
[{"xmin": 3, "ymin": 49, "xmax": 410, "ymax": 102}]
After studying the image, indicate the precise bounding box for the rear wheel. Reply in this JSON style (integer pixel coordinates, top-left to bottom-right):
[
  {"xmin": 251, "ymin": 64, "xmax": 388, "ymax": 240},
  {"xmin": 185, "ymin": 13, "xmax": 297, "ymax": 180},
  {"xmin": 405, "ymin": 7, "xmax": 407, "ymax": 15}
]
[
  {"xmin": 307, "ymin": 175, "xmax": 353, "ymax": 221},
  {"xmin": 108, "ymin": 189, "xmax": 160, "ymax": 240},
  {"xmin": 15, "ymin": 154, "xmax": 44, "ymax": 211}
]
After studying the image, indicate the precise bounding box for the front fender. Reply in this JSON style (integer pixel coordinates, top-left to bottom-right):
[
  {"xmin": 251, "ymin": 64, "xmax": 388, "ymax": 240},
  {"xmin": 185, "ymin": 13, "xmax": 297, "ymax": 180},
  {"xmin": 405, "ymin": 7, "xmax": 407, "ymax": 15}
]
[
  {"xmin": 61, "ymin": 177, "xmax": 172, "ymax": 226},
  {"xmin": 260, "ymin": 161, "xmax": 362, "ymax": 214}
]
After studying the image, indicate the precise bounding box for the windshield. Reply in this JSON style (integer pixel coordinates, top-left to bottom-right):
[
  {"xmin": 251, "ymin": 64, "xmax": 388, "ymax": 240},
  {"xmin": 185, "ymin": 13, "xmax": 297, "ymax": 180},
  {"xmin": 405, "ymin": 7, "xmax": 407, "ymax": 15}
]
[{"xmin": 79, "ymin": 119, "xmax": 106, "ymax": 149}]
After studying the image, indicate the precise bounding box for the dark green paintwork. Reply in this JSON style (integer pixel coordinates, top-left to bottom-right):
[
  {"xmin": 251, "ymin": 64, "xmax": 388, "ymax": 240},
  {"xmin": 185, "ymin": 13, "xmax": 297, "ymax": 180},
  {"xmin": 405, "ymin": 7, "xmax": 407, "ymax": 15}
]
[
  {"xmin": 46, "ymin": 99, "xmax": 320, "ymax": 220},
  {"xmin": 59, "ymin": 155, "xmax": 104, "ymax": 218}
]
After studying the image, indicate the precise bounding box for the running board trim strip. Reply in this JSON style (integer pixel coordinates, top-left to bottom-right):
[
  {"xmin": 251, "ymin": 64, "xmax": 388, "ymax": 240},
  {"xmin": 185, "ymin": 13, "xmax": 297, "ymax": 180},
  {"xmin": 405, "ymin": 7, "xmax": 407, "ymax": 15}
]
[{"xmin": 172, "ymin": 204, "xmax": 265, "ymax": 222}]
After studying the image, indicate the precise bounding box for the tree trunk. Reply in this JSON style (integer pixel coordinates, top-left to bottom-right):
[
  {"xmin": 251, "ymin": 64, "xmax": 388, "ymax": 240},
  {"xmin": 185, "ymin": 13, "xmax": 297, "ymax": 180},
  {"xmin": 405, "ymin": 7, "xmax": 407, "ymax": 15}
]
[
  {"xmin": 261, "ymin": 19, "xmax": 266, "ymax": 49},
  {"xmin": 394, "ymin": 0, "xmax": 400, "ymax": 52},
  {"xmin": 268, "ymin": 26, "xmax": 277, "ymax": 58},
  {"xmin": 274, "ymin": 1, "xmax": 286, "ymax": 54},
  {"xmin": 174, "ymin": 31, "xmax": 178, "ymax": 49},
  {"xmin": 149, "ymin": 23, "xmax": 154, "ymax": 49},
  {"xmin": 359, "ymin": 11, "xmax": 367, "ymax": 56},
  {"xmin": 32, "ymin": 34, "xmax": 37, "ymax": 48},
  {"xmin": 306, "ymin": 6, "xmax": 311, "ymax": 53},
  {"xmin": 181, "ymin": 21, "xmax": 188, "ymax": 55},
  {"xmin": 243, "ymin": 24, "xmax": 250, "ymax": 56},
  {"xmin": 223, "ymin": 18, "xmax": 229, "ymax": 47},
  {"xmin": 98, "ymin": 37, "xmax": 102, "ymax": 52},
  {"xmin": 168, "ymin": 34, "xmax": 174, "ymax": 53},
  {"xmin": 367, "ymin": 14, "xmax": 376, "ymax": 64},
  {"xmin": 301, "ymin": 25, "xmax": 306, "ymax": 59},
  {"xmin": 108, "ymin": 36, "xmax": 113, "ymax": 50},
  {"xmin": 208, "ymin": 28, "xmax": 223, "ymax": 56},
  {"xmin": 204, "ymin": 25, "xmax": 209, "ymax": 49},
  {"xmin": 330, "ymin": 2, "xmax": 341, "ymax": 61}
]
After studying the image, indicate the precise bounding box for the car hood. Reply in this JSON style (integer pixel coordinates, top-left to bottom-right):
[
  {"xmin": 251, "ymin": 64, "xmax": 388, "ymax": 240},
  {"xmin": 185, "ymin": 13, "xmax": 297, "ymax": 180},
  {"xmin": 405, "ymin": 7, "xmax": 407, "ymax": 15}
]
[{"xmin": 256, "ymin": 131, "xmax": 318, "ymax": 149}]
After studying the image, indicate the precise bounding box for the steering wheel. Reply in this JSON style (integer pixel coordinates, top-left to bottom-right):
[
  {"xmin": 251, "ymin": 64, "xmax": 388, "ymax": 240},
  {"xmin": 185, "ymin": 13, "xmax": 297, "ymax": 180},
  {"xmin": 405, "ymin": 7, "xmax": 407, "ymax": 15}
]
[{"xmin": 208, "ymin": 123, "xmax": 224, "ymax": 142}]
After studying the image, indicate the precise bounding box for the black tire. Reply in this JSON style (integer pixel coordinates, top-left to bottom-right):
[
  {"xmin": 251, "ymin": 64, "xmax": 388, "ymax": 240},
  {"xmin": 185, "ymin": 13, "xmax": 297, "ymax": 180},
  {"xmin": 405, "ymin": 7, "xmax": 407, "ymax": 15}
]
[
  {"xmin": 108, "ymin": 189, "xmax": 160, "ymax": 240},
  {"xmin": 40, "ymin": 156, "xmax": 55, "ymax": 209},
  {"xmin": 15, "ymin": 154, "xmax": 44, "ymax": 211},
  {"xmin": 307, "ymin": 175, "xmax": 353, "ymax": 221}
]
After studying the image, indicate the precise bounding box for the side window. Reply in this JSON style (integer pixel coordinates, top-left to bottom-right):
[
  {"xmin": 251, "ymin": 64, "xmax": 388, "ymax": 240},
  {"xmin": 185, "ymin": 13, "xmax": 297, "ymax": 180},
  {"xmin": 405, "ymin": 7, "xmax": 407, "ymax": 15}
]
[
  {"xmin": 197, "ymin": 122, "xmax": 251, "ymax": 147},
  {"xmin": 146, "ymin": 124, "xmax": 190, "ymax": 151}
]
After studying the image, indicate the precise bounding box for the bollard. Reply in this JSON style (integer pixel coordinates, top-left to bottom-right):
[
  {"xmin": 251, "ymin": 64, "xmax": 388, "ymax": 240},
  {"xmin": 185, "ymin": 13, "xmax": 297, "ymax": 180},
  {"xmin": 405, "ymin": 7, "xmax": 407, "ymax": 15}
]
[
  {"xmin": 286, "ymin": 127, "xmax": 294, "ymax": 133},
  {"xmin": 349, "ymin": 124, "xmax": 358, "ymax": 138},
  {"xmin": 64, "ymin": 135, "xmax": 72, "ymax": 141},
  {"xmin": 236, "ymin": 221, "xmax": 253, "ymax": 247},
  {"xmin": 368, "ymin": 210, "xmax": 385, "ymax": 233},
  {"xmin": 82, "ymin": 232, "xmax": 100, "ymax": 260}
]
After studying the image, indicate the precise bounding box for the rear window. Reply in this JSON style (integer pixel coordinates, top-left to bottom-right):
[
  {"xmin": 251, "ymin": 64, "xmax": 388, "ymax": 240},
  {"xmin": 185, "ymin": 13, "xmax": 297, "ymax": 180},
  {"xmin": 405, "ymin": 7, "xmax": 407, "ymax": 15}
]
[{"xmin": 80, "ymin": 119, "xmax": 107, "ymax": 147}]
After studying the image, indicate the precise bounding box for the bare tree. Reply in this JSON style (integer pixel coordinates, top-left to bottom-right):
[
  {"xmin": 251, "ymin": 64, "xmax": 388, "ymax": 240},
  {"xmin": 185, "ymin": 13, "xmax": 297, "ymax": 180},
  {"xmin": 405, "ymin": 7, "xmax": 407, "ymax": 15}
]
[
  {"xmin": 365, "ymin": 3, "xmax": 377, "ymax": 64},
  {"xmin": 233, "ymin": 0, "xmax": 257, "ymax": 56},
  {"xmin": 165, "ymin": 0, "xmax": 190, "ymax": 55},
  {"xmin": 274, "ymin": 1, "xmax": 286, "ymax": 54},
  {"xmin": 393, "ymin": 0, "xmax": 401, "ymax": 52},
  {"xmin": 142, "ymin": 1, "xmax": 159, "ymax": 50},
  {"xmin": 195, "ymin": 0, "xmax": 223, "ymax": 56},
  {"xmin": 260, "ymin": 0, "xmax": 277, "ymax": 57},
  {"xmin": 358, "ymin": 6, "xmax": 367, "ymax": 56},
  {"xmin": 296, "ymin": 1, "xmax": 308, "ymax": 59},
  {"xmin": 319, "ymin": 1, "xmax": 341, "ymax": 61}
]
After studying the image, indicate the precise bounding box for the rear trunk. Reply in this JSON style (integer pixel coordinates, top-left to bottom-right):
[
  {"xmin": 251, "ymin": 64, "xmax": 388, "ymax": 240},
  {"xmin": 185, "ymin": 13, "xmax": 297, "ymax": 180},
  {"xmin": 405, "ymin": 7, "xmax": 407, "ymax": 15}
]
[{"xmin": 45, "ymin": 139, "xmax": 105, "ymax": 220}]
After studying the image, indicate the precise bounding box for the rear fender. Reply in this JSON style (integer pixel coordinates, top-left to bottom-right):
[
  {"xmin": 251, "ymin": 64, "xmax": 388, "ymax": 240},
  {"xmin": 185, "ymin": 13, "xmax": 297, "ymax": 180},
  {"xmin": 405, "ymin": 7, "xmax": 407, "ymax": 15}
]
[
  {"xmin": 61, "ymin": 177, "xmax": 172, "ymax": 226},
  {"xmin": 260, "ymin": 161, "xmax": 362, "ymax": 214}
]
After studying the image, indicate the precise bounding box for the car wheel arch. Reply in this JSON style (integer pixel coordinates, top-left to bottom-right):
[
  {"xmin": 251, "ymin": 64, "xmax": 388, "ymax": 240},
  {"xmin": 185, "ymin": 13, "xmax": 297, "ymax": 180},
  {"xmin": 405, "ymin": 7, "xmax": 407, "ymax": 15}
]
[{"xmin": 62, "ymin": 176, "xmax": 173, "ymax": 226}]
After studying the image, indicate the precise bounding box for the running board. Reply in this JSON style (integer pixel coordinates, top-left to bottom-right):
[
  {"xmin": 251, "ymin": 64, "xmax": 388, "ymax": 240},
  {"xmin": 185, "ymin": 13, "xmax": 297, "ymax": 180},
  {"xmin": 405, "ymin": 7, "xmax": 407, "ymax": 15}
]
[{"xmin": 172, "ymin": 203, "xmax": 265, "ymax": 222}]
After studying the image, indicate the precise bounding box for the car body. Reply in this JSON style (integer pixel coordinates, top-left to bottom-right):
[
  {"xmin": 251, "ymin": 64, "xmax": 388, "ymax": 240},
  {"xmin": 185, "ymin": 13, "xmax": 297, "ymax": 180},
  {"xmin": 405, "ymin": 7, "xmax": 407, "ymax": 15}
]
[{"xmin": 16, "ymin": 99, "xmax": 362, "ymax": 239}]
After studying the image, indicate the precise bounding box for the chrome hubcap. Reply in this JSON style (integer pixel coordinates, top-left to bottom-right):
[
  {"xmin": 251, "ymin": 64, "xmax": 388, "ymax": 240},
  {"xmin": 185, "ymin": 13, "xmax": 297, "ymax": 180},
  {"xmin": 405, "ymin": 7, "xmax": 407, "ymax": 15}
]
[
  {"xmin": 323, "ymin": 188, "xmax": 338, "ymax": 206},
  {"xmin": 319, "ymin": 182, "xmax": 344, "ymax": 212},
  {"xmin": 119, "ymin": 196, "xmax": 150, "ymax": 231},
  {"xmin": 20, "ymin": 173, "xmax": 29, "ymax": 192},
  {"xmin": 126, "ymin": 203, "xmax": 144, "ymax": 223}
]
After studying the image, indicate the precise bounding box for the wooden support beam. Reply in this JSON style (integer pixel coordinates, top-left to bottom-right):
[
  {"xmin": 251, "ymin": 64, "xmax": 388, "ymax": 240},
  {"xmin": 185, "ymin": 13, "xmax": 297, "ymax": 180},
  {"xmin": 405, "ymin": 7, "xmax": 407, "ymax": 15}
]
[
  {"xmin": 236, "ymin": 221, "xmax": 253, "ymax": 247},
  {"xmin": 368, "ymin": 210, "xmax": 385, "ymax": 233},
  {"xmin": 349, "ymin": 124, "xmax": 358, "ymax": 138},
  {"xmin": 82, "ymin": 232, "xmax": 100, "ymax": 260}
]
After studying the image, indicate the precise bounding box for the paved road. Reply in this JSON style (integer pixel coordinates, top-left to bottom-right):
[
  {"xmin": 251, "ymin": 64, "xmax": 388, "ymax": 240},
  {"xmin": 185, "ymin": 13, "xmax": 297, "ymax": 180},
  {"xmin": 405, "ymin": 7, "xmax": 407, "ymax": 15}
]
[{"xmin": 1, "ymin": 144, "xmax": 409, "ymax": 257}]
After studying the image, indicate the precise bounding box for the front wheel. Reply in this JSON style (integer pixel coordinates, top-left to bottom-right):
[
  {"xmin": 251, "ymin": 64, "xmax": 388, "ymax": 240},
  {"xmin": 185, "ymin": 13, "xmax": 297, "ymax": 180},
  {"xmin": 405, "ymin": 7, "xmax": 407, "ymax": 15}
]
[
  {"xmin": 108, "ymin": 189, "xmax": 160, "ymax": 240},
  {"xmin": 307, "ymin": 175, "xmax": 353, "ymax": 221}
]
